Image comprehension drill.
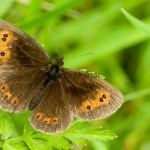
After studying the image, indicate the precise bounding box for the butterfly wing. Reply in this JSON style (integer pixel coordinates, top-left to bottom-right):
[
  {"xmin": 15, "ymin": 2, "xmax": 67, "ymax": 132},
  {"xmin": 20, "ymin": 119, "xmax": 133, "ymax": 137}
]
[
  {"xmin": 29, "ymin": 68, "xmax": 123, "ymax": 134},
  {"xmin": 61, "ymin": 68, "xmax": 123, "ymax": 120},
  {"xmin": 0, "ymin": 19, "xmax": 50, "ymax": 68},
  {"xmin": 0, "ymin": 70, "xmax": 46, "ymax": 112},
  {"xmin": 29, "ymin": 80, "xmax": 73, "ymax": 134},
  {"xmin": 0, "ymin": 20, "xmax": 50, "ymax": 112},
  {"xmin": 0, "ymin": 19, "xmax": 123, "ymax": 133}
]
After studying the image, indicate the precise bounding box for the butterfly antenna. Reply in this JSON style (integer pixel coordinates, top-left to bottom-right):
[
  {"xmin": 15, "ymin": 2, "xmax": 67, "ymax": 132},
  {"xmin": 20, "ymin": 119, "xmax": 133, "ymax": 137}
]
[
  {"xmin": 65, "ymin": 52, "xmax": 96, "ymax": 59},
  {"xmin": 48, "ymin": 27, "xmax": 60, "ymax": 58}
]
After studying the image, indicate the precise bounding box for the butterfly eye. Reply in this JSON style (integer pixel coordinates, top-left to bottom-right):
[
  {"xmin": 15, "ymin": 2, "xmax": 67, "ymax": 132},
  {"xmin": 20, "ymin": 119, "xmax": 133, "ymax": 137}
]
[{"xmin": 35, "ymin": 112, "xmax": 43, "ymax": 121}]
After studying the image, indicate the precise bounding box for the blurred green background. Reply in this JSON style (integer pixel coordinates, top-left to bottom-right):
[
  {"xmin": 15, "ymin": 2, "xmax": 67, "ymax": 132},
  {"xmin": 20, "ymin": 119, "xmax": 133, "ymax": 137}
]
[{"xmin": 1, "ymin": 0, "xmax": 150, "ymax": 150}]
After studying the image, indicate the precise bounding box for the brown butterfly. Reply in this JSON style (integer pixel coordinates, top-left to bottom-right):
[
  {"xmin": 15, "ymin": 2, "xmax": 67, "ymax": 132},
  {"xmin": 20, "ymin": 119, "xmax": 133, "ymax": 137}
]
[{"xmin": 0, "ymin": 19, "xmax": 123, "ymax": 134}]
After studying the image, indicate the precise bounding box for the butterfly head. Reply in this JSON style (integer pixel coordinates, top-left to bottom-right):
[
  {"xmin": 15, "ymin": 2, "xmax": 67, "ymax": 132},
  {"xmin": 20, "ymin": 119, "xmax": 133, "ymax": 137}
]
[{"xmin": 54, "ymin": 56, "xmax": 64, "ymax": 67}]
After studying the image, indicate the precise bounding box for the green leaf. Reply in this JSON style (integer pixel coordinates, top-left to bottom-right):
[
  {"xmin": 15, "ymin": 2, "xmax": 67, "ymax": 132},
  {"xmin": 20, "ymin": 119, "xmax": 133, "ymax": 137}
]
[
  {"xmin": 3, "ymin": 140, "xmax": 28, "ymax": 150},
  {"xmin": 0, "ymin": 139, "xmax": 3, "ymax": 148},
  {"xmin": 124, "ymin": 87, "xmax": 150, "ymax": 101},
  {"xmin": 23, "ymin": 122, "xmax": 50, "ymax": 150},
  {"xmin": 22, "ymin": 120, "xmax": 116, "ymax": 149},
  {"xmin": 46, "ymin": 134, "xmax": 72, "ymax": 150},
  {"xmin": 80, "ymin": 69, "xmax": 87, "ymax": 72},
  {"xmin": 17, "ymin": 0, "xmax": 85, "ymax": 29},
  {"xmin": 24, "ymin": 133, "xmax": 72, "ymax": 150},
  {"xmin": 24, "ymin": 137, "xmax": 50, "ymax": 150},
  {"xmin": 0, "ymin": 110, "xmax": 17, "ymax": 140},
  {"xmin": 121, "ymin": 8, "xmax": 150, "ymax": 35},
  {"xmin": 23, "ymin": 122, "xmax": 72, "ymax": 150},
  {"xmin": 23, "ymin": 120, "xmax": 36, "ymax": 135},
  {"xmin": 63, "ymin": 121, "xmax": 117, "ymax": 145}
]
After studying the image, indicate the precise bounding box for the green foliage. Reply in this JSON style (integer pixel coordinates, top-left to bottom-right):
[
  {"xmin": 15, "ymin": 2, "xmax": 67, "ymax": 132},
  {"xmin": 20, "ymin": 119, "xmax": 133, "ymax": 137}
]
[
  {"xmin": 0, "ymin": 0, "xmax": 150, "ymax": 149},
  {"xmin": 0, "ymin": 111, "xmax": 116, "ymax": 150},
  {"xmin": 121, "ymin": 8, "xmax": 150, "ymax": 36}
]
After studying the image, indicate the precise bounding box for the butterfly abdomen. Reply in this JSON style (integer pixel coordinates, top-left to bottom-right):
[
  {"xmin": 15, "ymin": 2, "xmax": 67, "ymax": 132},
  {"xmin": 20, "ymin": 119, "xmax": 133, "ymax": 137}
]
[{"xmin": 29, "ymin": 62, "xmax": 63, "ymax": 110}]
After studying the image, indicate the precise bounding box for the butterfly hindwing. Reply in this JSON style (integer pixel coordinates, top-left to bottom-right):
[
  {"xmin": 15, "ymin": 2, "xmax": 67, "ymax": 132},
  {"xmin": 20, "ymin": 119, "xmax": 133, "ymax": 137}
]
[
  {"xmin": 29, "ymin": 80, "xmax": 74, "ymax": 134},
  {"xmin": 0, "ymin": 70, "xmax": 46, "ymax": 112},
  {"xmin": 61, "ymin": 68, "xmax": 123, "ymax": 120}
]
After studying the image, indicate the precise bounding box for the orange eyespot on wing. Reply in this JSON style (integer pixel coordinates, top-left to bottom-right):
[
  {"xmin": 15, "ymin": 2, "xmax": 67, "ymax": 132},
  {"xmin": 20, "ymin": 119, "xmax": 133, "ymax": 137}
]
[
  {"xmin": 11, "ymin": 97, "xmax": 19, "ymax": 106},
  {"xmin": 42, "ymin": 117, "xmax": 51, "ymax": 125},
  {"xmin": 78, "ymin": 90, "xmax": 110, "ymax": 112},
  {"xmin": 52, "ymin": 117, "xmax": 59, "ymax": 125},
  {"xmin": 0, "ymin": 83, "xmax": 12, "ymax": 101},
  {"xmin": 0, "ymin": 82, "xmax": 15, "ymax": 102},
  {"xmin": 0, "ymin": 51, "xmax": 10, "ymax": 64},
  {"xmin": 35, "ymin": 112, "xmax": 43, "ymax": 121},
  {"xmin": 34, "ymin": 113, "xmax": 59, "ymax": 125},
  {"xmin": 3, "ymin": 91, "xmax": 12, "ymax": 100},
  {"xmin": 96, "ymin": 90, "xmax": 110, "ymax": 105},
  {"xmin": 0, "ymin": 30, "xmax": 14, "ymax": 64},
  {"xmin": 0, "ymin": 30, "xmax": 14, "ymax": 43},
  {"xmin": 79, "ymin": 100, "xmax": 92, "ymax": 112},
  {"xmin": 0, "ymin": 83, "xmax": 9, "ymax": 91}
]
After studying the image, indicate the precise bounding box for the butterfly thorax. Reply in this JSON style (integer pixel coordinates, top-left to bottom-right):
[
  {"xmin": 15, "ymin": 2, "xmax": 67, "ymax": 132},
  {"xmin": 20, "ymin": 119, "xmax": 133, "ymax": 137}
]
[
  {"xmin": 47, "ymin": 57, "xmax": 64, "ymax": 80},
  {"xmin": 29, "ymin": 57, "xmax": 64, "ymax": 110}
]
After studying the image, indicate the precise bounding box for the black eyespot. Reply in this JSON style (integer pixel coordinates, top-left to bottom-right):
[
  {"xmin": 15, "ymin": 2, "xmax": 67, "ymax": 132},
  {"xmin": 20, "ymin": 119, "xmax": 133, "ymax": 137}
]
[
  {"xmin": 1, "ymin": 52, "xmax": 5, "ymax": 56},
  {"xmin": 5, "ymin": 95, "xmax": 8, "ymax": 99},
  {"xmin": 36, "ymin": 115, "xmax": 40, "ymax": 119},
  {"xmin": 2, "ymin": 38, "xmax": 6, "ymax": 41},
  {"xmin": 1, "ymin": 87, "xmax": 5, "ymax": 90},
  {"xmin": 99, "ymin": 98, "xmax": 103, "ymax": 102},
  {"xmin": 13, "ymin": 101, "xmax": 17, "ymax": 104},
  {"xmin": 53, "ymin": 120, "xmax": 57, "ymax": 123},
  {"xmin": 102, "ymin": 94, "xmax": 106, "ymax": 98},
  {"xmin": 11, "ymin": 98, "xmax": 19, "ymax": 105},
  {"xmin": 35, "ymin": 113, "xmax": 43, "ymax": 120},
  {"xmin": 3, "ymin": 34, "xmax": 8, "ymax": 38},
  {"xmin": 87, "ymin": 105, "xmax": 91, "ymax": 110}
]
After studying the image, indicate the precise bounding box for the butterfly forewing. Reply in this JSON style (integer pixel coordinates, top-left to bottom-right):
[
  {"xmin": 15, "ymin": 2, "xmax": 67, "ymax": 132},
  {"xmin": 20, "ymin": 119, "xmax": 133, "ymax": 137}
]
[
  {"xmin": 0, "ymin": 19, "xmax": 50, "ymax": 113},
  {"xmin": 0, "ymin": 19, "xmax": 50, "ymax": 68}
]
